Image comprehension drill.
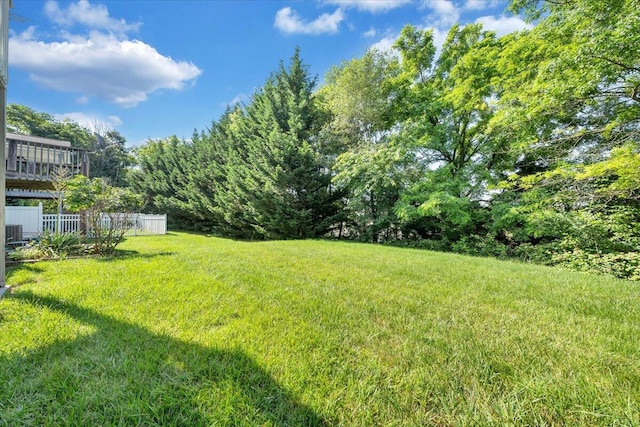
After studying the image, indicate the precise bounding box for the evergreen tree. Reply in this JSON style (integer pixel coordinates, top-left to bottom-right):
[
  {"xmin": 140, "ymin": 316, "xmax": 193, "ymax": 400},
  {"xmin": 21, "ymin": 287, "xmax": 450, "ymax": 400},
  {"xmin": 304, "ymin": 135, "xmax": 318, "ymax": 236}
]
[
  {"xmin": 130, "ymin": 136, "xmax": 198, "ymax": 229},
  {"xmin": 219, "ymin": 49, "xmax": 343, "ymax": 239},
  {"xmin": 183, "ymin": 111, "xmax": 237, "ymax": 232}
]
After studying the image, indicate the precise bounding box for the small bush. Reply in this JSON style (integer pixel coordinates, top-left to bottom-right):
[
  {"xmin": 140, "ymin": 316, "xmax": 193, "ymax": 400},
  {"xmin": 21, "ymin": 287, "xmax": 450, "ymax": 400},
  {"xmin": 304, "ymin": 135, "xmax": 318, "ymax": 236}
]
[
  {"xmin": 65, "ymin": 176, "xmax": 142, "ymax": 255},
  {"xmin": 551, "ymin": 249, "xmax": 640, "ymax": 281},
  {"xmin": 510, "ymin": 242, "xmax": 557, "ymax": 264},
  {"xmin": 388, "ymin": 238, "xmax": 452, "ymax": 252},
  {"xmin": 451, "ymin": 234, "xmax": 509, "ymax": 258},
  {"xmin": 8, "ymin": 244, "xmax": 55, "ymax": 261},
  {"xmin": 38, "ymin": 232, "xmax": 83, "ymax": 255},
  {"xmin": 9, "ymin": 232, "xmax": 86, "ymax": 261}
]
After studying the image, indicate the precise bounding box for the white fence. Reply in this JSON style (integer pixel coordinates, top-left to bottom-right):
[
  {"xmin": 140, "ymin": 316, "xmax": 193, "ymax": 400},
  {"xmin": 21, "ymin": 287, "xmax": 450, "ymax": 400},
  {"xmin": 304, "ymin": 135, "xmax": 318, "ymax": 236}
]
[
  {"xmin": 42, "ymin": 213, "xmax": 167, "ymax": 236},
  {"xmin": 6, "ymin": 205, "xmax": 43, "ymax": 238},
  {"xmin": 95, "ymin": 213, "xmax": 167, "ymax": 235},
  {"xmin": 6, "ymin": 205, "xmax": 167, "ymax": 239},
  {"xmin": 42, "ymin": 214, "xmax": 80, "ymax": 234},
  {"xmin": 130, "ymin": 214, "xmax": 167, "ymax": 235}
]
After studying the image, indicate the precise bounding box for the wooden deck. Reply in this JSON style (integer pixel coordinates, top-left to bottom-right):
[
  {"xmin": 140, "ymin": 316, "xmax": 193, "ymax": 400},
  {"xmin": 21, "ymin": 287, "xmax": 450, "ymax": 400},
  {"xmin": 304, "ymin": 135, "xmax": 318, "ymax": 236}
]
[{"xmin": 5, "ymin": 133, "xmax": 89, "ymax": 191}]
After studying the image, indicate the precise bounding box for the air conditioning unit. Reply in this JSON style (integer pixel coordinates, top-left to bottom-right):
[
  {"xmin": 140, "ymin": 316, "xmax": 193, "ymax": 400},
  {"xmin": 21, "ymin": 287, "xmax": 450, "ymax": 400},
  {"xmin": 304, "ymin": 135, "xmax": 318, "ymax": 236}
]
[{"xmin": 6, "ymin": 224, "xmax": 23, "ymax": 243}]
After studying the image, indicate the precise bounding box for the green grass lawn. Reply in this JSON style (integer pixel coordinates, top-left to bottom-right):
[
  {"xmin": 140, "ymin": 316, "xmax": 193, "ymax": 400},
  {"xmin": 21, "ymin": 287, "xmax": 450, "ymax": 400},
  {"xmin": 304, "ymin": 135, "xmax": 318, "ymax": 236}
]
[{"xmin": 1, "ymin": 232, "xmax": 639, "ymax": 426}]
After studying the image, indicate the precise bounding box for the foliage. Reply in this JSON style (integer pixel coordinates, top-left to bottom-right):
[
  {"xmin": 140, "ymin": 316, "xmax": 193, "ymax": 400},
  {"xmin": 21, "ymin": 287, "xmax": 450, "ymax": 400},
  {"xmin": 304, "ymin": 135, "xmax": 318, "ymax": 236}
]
[
  {"xmin": 37, "ymin": 231, "xmax": 83, "ymax": 255},
  {"xmin": 391, "ymin": 24, "xmax": 502, "ymax": 234},
  {"xmin": 127, "ymin": 5, "xmax": 640, "ymax": 279},
  {"xmin": 551, "ymin": 249, "xmax": 640, "ymax": 281},
  {"xmin": 327, "ymin": 23, "xmax": 504, "ymax": 244},
  {"xmin": 132, "ymin": 49, "xmax": 344, "ymax": 238},
  {"xmin": 9, "ymin": 232, "xmax": 84, "ymax": 260},
  {"xmin": 65, "ymin": 176, "xmax": 143, "ymax": 255},
  {"xmin": 486, "ymin": 0, "xmax": 640, "ymax": 278},
  {"xmin": 129, "ymin": 136, "xmax": 199, "ymax": 229},
  {"xmin": 8, "ymin": 242, "xmax": 55, "ymax": 261},
  {"xmin": 2, "ymin": 233, "xmax": 639, "ymax": 425},
  {"xmin": 450, "ymin": 233, "xmax": 509, "ymax": 258},
  {"xmin": 318, "ymin": 49, "xmax": 399, "ymax": 147},
  {"xmin": 323, "ymin": 50, "xmax": 407, "ymax": 242},
  {"xmin": 218, "ymin": 49, "xmax": 344, "ymax": 239},
  {"xmin": 90, "ymin": 130, "xmax": 133, "ymax": 186}
]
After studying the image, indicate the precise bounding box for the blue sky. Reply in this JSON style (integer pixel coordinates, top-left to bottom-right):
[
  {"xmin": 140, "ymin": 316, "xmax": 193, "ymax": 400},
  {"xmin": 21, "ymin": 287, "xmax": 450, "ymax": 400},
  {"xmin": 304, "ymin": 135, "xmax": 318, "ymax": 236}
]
[{"xmin": 8, "ymin": 0, "xmax": 530, "ymax": 146}]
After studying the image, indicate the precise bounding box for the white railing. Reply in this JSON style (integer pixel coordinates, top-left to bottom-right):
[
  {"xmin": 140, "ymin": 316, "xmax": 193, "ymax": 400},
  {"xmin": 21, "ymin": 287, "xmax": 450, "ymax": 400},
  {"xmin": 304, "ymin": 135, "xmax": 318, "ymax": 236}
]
[
  {"xmin": 41, "ymin": 213, "xmax": 167, "ymax": 236},
  {"xmin": 42, "ymin": 214, "xmax": 81, "ymax": 234}
]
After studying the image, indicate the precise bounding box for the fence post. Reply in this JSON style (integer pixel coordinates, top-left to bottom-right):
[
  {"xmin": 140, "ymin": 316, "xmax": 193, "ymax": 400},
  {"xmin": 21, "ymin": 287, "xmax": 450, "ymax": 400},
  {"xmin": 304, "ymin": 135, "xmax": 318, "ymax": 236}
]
[
  {"xmin": 56, "ymin": 197, "xmax": 63, "ymax": 234},
  {"xmin": 37, "ymin": 202, "xmax": 43, "ymax": 234}
]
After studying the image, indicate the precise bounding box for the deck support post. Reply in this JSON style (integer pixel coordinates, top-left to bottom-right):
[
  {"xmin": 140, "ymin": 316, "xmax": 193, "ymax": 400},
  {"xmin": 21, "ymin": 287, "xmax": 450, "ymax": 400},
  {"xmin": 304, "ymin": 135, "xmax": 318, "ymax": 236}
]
[
  {"xmin": 1, "ymin": 83, "xmax": 6, "ymax": 290},
  {"xmin": 0, "ymin": 0, "xmax": 9, "ymax": 293}
]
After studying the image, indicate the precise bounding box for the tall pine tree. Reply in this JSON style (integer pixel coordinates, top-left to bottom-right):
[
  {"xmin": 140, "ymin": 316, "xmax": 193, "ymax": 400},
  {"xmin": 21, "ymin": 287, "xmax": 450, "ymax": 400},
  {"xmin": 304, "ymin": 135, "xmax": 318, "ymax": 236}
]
[
  {"xmin": 218, "ymin": 49, "xmax": 343, "ymax": 239},
  {"xmin": 130, "ymin": 136, "xmax": 198, "ymax": 229}
]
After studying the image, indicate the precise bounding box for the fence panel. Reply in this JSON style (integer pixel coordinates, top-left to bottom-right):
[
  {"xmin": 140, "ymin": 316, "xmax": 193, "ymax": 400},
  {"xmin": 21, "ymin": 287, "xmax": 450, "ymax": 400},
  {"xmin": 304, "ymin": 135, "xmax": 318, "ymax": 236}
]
[
  {"xmin": 103, "ymin": 213, "xmax": 135, "ymax": 236},
  {"xmin": 6, "ymin": 205, "xmax": 42, "ymax": 238},
  {"xmin": 133, "ymin": 214, "xmax": 167, "ymax": 235},
  {"xmin": 39, "ymin": 213, "xmax": 167, "ymax": 236},
  {"xmin": 42, "ymin": 214, "xmax": 81, "ymax": 234}
]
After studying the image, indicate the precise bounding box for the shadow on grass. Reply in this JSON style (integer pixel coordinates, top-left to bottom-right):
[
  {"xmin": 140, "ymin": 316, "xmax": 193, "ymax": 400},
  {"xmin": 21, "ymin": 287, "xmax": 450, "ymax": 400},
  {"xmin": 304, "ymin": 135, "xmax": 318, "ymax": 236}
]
[
  {"xmin": 97, "ymin": 249, "xmax": 177, "ymax": 262},
  {"xmin": 2, "ymin": 291, "xmax": 327, "ymax": 426},
  {"xmin": 4, "ymin": 251, "xmax": 177, "ymax": 267},
  {"xmin": 4, "ymin": 262, "xmax": 46, "ymax": 288}
]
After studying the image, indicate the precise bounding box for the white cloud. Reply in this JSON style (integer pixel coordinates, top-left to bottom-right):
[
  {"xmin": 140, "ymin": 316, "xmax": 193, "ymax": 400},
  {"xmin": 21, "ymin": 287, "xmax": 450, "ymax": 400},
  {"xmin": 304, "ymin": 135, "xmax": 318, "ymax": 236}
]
[
  {"xmin": 54, "ymin": 112, "xmax": 123, "ymax": 129},
  {"xmin": 431, "ymin": 27, "xmax": 449, "ymax": 56},
  {"xmin": 225, "ymin": 93, "xmax": 250, "ymax": 107},
  {"xmin": 369, "ymin": 26, "xmax": 447, "ymax": 60},
  {"xmin": 45, "ymin": 0, "xmax": 141, "ymax": 34},
  {"xmin": 107, "ymin": 115, "xmax": 124, "ymax": 127},
  {"xmin": 463, "ymin": 0, "xmax": 500, "ymax": 10},
  {"xmin": 363, "ymin": 27, "xmax": 377, "ymax": 38},
  {"xmin": 422, "ymin": 0, "xmax": 460, "ymax": 28},
  {"xmin": 323, "ymin": 0, "xmax": 411, "ymax": 13},
  {"xmin": 274, "ymin": 7, "xmax": 345, "ymax": 35},
  {"xmin": 475, "ymin": 15, "xmax": 532, "ymax": 36},
  {"xmin": 10, "ymin": 28, "xmax": 202, "ymax": 107},
  {"xmin": 370, "ymin": 36, "xmax": 396, "ymax": 53}
]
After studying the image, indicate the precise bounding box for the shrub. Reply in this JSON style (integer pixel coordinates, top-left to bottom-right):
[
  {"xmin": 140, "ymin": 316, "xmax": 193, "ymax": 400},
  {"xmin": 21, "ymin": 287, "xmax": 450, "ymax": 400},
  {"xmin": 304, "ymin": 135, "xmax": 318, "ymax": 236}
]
[
  {"xmin": 9, "ymin": 232, "xmax": 85, "ymax": 261},
  {"xmin": 65, "ymin": 176, "xmax": 142, "ymax": 255},
  {"xmin": 38, "ymin": 231, "xmax": 83, "ymax": 256},
  {"xmin": 451, "ymin": 234, "xmax": 509, "ymax": 258},
  {"xmin": 8, "ymin": 244, "xmax": 55, "ymax": 261},
  {"xmin": 551, "ymin": 249, "xmax": 640, "ymax": 281}
]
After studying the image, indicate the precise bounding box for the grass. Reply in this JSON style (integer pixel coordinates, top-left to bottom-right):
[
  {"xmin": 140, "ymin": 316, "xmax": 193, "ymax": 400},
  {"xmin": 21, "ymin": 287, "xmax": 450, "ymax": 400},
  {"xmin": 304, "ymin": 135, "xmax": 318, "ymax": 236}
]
[{"xmin": 0, "ymin": 232, "xmax": 639, "ymax": 426}]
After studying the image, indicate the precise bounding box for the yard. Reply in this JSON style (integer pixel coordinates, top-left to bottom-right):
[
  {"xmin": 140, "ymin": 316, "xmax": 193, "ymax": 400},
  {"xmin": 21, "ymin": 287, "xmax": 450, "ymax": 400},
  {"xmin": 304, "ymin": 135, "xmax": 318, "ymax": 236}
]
[{"xmin": 0, "ymin": 233, "xmax": 638, "ymax": 426}]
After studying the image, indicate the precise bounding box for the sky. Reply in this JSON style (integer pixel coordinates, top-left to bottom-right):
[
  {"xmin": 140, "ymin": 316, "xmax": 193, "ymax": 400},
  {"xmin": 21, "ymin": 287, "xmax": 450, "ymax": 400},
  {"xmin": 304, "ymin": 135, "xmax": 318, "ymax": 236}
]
[{"xmin": 7, "ymin": 0, "xmax": 531, "ymax": 147}]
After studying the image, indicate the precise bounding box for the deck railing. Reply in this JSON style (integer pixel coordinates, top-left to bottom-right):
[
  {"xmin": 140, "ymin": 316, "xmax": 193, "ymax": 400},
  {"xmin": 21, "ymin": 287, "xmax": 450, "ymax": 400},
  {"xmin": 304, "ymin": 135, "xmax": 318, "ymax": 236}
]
[{"xmin": 6, "ymin": 133, "xmax": 89, "ymax": 186}]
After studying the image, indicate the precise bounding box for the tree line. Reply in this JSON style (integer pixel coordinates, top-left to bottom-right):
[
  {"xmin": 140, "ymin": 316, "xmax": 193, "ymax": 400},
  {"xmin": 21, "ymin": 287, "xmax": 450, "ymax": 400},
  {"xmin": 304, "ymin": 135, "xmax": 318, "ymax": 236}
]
[{"xmin": 10, "ymin": 0, "xmax": 640, "ymax": 279}]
